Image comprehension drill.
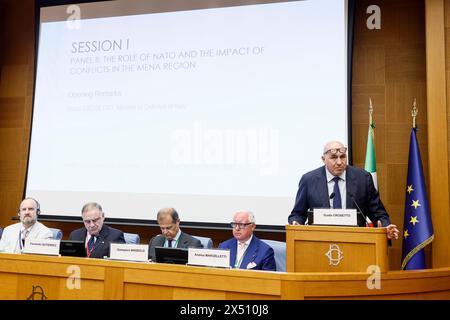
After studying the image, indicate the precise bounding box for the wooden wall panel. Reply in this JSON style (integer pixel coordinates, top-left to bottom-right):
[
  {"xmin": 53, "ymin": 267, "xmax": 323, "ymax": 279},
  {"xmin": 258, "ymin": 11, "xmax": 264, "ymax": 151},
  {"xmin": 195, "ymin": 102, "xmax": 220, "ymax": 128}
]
[
  {"xmin": 353, "ymin": 0, "xmax": 428, "ymax": 270},
  {"xmin": 446, "ymin": 1, "xmax": 450, "ymax": 249},
  {"xmin": 0, "ymin": 0, "xmax": 34, "ymax": 227},
  {"xmin": 433, "ymin": 0, "xmax": 450, "ymax": 268}
]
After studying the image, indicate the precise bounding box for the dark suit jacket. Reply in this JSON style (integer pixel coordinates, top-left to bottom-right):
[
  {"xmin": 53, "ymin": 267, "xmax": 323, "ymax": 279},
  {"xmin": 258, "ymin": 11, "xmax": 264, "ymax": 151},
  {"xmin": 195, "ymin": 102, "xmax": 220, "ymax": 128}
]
[
  {"xmin": 148, "ymin": 231, "xmax": 202, "ymax": 261},
  {"xmin": 218, "ymin": 235, "xmax": 276, "ymax": 271},
  {"xmin": 69, "ymin": 225, "xmax": 125, "ymax": 258},
  {"xmin": 289, "ymin": 165, "xmax": 391, "ymax": 227}
]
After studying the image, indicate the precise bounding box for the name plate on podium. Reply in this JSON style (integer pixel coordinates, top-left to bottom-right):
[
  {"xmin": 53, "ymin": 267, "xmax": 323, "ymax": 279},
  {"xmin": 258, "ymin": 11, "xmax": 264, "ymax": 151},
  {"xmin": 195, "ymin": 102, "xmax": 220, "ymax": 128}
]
[
  {"xmin": 109, "ymin": 243, "xmax": 149, "ymax": 262},
  {"xmin": 312, "ymin": 208, "xmax": 357, "ymax": 226},
  {"xmin": 23, "ymin": 238, "xmax": 60, "ymax": 256},
  {"xmin": 188, "ymin": 248, "xmax": 230, "ymax": 268}
]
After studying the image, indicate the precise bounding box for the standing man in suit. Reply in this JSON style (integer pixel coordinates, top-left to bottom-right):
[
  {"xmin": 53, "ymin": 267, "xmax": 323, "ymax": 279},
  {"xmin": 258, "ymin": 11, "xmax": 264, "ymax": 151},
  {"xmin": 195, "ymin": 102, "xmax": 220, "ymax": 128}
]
[
  {"xmin": 289, "ymin": 140, "xmax": 399, "ymax": 240},
  {"xmin": 69, "ymin": 202, "xmax": 125, "ymax": 258},
  {"xmin": 219, "ymin": 211, "xmax": 276, "ymax": 271},
  {"xmin": 149, "ymin": 207, "xmax": 202, "ymax": 261},
  {"xmin": 0, "ymin": 198, "xmax": 53, "ymax": 253}
]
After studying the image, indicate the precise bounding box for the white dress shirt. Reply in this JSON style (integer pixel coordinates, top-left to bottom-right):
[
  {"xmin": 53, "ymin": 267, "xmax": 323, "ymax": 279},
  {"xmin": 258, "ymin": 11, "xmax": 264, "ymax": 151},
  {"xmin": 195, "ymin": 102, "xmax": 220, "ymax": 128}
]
[
  {"xmin": 235, "ymin": 235, "xmax": 253, "ymax": 268},
  {"xmin": 0, "ymin": 222, "xmax": 53, "ymax": 253},
  {"xmin": 325, "ymin": 167, "xmax": 347, "ymax": 208}
]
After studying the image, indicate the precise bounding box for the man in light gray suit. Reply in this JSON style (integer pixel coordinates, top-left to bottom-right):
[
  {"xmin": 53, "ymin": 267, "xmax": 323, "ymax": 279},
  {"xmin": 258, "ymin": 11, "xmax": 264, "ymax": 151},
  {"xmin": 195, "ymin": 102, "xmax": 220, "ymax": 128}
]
[
  {"xmin": 148, "ymin": 207, "xmax": 202, "ymax": 261},
  {"xmin": 0, "ymin": 198, "xmax": 53, "ymax": 253}
]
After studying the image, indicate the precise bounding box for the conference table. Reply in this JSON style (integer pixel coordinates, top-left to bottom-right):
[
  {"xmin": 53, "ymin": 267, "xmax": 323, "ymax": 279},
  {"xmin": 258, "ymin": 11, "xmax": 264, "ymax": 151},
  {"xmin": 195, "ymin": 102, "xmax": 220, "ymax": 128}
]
[{"xmin": 0, "ymin": 252, "xmax": 449, "ymax": 299}]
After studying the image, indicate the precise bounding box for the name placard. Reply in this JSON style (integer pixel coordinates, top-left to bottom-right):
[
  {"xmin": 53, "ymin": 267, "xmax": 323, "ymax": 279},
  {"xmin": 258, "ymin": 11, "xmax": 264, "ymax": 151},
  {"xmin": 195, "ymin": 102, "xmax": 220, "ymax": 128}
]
[
  {"xmin": 23, "ymin": 238, "xmax": 60, "ymax": 256},
  {"xmin": 313, "ymin": 208, "xmax": 357, "ymax": 226},
  {"xmin": 109, "ymin": 243, "xmax": 149, "ymax": 262},
  {"xmin": 188, "ymin": 248, "xmax": 230, "ymax": 268}
]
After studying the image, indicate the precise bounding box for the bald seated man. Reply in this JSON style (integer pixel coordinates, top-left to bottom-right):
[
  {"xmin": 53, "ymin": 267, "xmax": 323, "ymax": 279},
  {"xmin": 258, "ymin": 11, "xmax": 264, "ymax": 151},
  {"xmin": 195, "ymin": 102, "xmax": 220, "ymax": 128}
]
[
  {"xmin": 289, "ymin": 140, "xmax": 399, "ymax": 240},
  {"xmin": 148, "ymin": 207, "xmax": 202, "ymax": 261},
  {"xmin": 0, "ymin": 198, "xmax": 53, "ymax": 253}
]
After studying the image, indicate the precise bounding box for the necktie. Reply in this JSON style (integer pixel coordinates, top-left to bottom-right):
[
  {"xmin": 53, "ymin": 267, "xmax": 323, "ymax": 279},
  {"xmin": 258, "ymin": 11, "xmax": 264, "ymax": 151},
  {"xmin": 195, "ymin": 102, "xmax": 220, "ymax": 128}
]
[
  {"xmin": 167, "ymin": 239, "xmax": 173, "ymax": 248},
  {"xmin": 333, "ymin": 176, "xmax": 342, "ymax": 209},
  {"xmin": 22, "ymin": 229, "xmax": 30, "ymax": 247},
  {"xmin": 236, "ymin": 242, "xmax": 246, "ymax": 267},
  {"xmin": 87, "ymin": 236, "xmax": 95, "ymax": 253}
]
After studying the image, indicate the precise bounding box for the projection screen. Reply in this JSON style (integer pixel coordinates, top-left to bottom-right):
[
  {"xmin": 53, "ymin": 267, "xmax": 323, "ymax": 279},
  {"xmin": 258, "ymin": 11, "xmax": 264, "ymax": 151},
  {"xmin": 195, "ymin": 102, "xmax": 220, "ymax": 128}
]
[{"xmin": 27, "ymin": 0, "xmax": 351, "ymax": 229}]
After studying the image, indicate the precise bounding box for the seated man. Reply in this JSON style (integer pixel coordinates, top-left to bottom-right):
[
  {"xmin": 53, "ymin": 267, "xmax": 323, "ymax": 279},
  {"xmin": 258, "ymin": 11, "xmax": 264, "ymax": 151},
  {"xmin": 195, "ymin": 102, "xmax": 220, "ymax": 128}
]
[
  {"xmin": 149, "ymin": 207, "xmax": 202, "ymax": 261},
  {"xmin": 0, "ymin": 198, "xmax": 53, "ymax": 253},
  {"xmin": 69, "ymin": 202, "xmax": 125, "ymax": 258},
  {"xmin": 219, "ymin": 210, "xmax": 276, "ymax": 271}
]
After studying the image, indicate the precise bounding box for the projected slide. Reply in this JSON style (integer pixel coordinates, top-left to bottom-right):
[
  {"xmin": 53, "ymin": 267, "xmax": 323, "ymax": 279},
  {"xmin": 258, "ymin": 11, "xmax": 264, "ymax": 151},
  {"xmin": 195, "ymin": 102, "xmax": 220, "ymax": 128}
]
[{"xmin": 28, "ymin": 0, "xmax": 348, "ymax": 226}]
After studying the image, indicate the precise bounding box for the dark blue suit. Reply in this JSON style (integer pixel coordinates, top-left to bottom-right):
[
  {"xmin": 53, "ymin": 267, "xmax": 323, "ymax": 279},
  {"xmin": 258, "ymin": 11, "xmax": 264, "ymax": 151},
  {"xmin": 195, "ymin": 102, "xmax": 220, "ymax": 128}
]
[
  {"xmin": 219, "ymin": 235, "xmax": 276, "ymax": 271},
  {"xmin": 289, "ymin": 165, "xmax": 391, "ymax": 227},
  {"xmin": 69, "ymin": 225, "xmax": 125, "ymax": 258}
]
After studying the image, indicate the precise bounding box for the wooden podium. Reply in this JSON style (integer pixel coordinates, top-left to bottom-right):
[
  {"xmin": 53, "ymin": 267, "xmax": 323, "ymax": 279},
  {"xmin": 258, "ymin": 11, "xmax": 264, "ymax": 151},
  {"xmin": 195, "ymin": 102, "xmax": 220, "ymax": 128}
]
[{"xmin": 286, "ymin": 225, "xmax": 388, "ymax": 273}]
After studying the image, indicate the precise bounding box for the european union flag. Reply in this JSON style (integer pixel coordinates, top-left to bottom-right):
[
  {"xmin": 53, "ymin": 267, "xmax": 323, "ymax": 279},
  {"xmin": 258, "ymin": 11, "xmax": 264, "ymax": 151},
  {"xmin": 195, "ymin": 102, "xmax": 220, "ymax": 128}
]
[{"xmin": 401, "ymin": 128, "xmax": 434, "ymax": 270}]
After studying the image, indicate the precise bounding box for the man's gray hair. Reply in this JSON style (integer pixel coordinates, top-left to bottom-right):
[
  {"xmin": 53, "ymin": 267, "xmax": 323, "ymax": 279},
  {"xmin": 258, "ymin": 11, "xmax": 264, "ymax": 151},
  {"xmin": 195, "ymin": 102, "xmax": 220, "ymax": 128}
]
[
  {"xmin": 234, "ymin": 210, "xmax": 255, "ymax": 223},
  {"xmin": 81, "ymin": 202, "xmax": 104, "ymax": 216}
]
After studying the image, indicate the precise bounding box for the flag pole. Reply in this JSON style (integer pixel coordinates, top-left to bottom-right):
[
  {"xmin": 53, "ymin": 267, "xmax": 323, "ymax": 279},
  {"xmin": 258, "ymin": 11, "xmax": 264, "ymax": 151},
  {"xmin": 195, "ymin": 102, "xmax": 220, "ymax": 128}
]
[
  {"xmin": 401, "ymin": 97, "xmax": 434, "ymax": 270},
  {"xmin": 412, "ymin": 98, "xmax": 417, "ymax": 129},
  {"xmin": 364, "ymin": 98, "xmax": 376, "ymax": 227}
]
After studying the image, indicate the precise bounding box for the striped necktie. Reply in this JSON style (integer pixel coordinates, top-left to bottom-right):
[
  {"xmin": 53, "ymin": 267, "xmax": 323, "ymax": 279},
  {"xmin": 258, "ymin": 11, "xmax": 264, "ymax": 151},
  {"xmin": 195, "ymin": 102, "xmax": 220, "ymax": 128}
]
[{"xmin": 87, "ymin": 236, "xmax": 95, "ymax": 256}]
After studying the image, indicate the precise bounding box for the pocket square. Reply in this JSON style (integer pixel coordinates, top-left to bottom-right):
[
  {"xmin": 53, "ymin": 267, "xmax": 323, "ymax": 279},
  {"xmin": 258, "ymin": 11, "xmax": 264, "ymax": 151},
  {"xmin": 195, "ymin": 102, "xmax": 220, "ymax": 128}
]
[{"xmin": 246, "ymin": 262, "xmax": 257, "ymax": 269}]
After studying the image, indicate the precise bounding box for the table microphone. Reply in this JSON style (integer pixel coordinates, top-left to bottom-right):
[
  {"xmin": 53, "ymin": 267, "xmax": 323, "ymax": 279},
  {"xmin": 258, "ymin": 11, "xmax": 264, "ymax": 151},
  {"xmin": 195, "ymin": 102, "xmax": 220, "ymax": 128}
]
[
  {"xmin": 348, "ymin": 192, "xmax": 368, "ymax": 227},
  {"xmin": 328, "ymin": 192, "xmax": 335, "ymax": 206},
  {"xmin": 308, "ymin": 192, "xmax": 336, "ymax": 225}
]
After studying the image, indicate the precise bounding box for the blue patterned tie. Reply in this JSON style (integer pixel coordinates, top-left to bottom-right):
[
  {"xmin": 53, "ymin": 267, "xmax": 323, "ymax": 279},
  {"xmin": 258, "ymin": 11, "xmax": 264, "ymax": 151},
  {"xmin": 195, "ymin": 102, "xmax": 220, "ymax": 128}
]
[
  {"xmin": 87, "ymin": 236, "xmax": 95, "ymax": 252},
  {"xmin": 167, "ymin": 239, "xmax": 172, "ymax": 248},
  {"xmin": 333, "ymin": 176, "xmax": 342, "ymax": 209}
]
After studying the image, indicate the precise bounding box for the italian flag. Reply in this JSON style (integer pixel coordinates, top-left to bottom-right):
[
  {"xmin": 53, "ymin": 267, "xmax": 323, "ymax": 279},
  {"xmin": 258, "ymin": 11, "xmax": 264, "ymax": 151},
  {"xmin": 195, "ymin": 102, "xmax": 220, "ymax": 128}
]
[
  {"xmin": 364, "ymin": 121, "xmax": 377, "ymax": 190},
  {"xmin": 364, "ymin": 100, "xmax": 376, "ymax": 227}
]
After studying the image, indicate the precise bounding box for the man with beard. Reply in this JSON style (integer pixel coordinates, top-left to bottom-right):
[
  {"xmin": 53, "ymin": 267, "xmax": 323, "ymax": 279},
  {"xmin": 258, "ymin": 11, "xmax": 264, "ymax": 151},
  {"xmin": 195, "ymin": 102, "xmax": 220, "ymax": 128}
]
[{"xmin": 0, "ymin": 198, "xmax": 53, "ymax": 253}]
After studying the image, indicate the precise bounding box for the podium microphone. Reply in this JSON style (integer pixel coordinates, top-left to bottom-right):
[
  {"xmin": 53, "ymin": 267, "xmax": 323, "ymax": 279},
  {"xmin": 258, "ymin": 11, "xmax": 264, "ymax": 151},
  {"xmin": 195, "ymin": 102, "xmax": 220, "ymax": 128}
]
[
  {"xmin": 328, "ymin": 192, "xmax": 335, "ymax": 207},
  {"xmin": 348, "ymin": 192, "xmax": 368, "ymax": 227},
  {"xmin": 309, "ymin": 192, "xmax": 337, "ymax": 225}
]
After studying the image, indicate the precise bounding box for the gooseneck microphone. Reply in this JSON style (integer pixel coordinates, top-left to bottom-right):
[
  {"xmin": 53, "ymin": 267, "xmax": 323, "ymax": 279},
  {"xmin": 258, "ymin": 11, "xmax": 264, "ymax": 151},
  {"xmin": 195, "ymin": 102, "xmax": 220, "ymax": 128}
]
[
  {"xmin": 348, "ymin": 192, "xmax": 368, "ymax": 227},
  {"xmin": 327, "ymin": 192, "xmax": 335, "ymax": 207},
  {"xmin": 309, "ymin": 192, "xmax": 337, "ymax": 225}
]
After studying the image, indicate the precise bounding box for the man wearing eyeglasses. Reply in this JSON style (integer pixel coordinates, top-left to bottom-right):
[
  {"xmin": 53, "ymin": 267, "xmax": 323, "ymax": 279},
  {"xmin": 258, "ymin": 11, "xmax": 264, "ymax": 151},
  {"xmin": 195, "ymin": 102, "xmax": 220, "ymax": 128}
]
[
  {"xmin": 219, "ymin": 211, "xmax": 276, "ymax": 271},
  {"xmin": 148, "ymin": 207, "xmax": 202, "ymax": 261},
  {"xmin": 69, "ymin": 202, "xmax": 125, "ymax": 258},
  {"xmin": 289, "ymin": 140, "xmax": 399, "ymax": 240}
]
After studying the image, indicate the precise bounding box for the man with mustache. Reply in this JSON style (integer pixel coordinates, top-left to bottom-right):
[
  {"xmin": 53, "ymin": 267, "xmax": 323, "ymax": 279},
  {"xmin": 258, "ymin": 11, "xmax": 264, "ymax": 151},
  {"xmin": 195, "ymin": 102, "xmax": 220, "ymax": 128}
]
[{"xmin": 0, "ymin": 198, "xmax": 53, "ymax": 253}]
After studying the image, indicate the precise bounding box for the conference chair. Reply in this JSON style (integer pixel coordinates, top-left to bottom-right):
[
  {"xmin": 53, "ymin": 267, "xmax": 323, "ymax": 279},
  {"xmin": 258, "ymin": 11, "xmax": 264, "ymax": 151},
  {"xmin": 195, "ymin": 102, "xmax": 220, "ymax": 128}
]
[
  {"xmin": 49, "ymin": 228, "xmax": 63, "ymax": 240},
  {"xmin": 0, "ymin": 226, "xmax": 3, "ymax": 239},
  {"xmin": 192, "ymin": 235, "xmax": 213, "ymax": 249},
  {"xmin": 124, "ymin": 232, "xmax": 140, "ymax": 244},
  {"xmin": 261, "ymin": 239, "xmax": 286, "ymax": 272}
]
